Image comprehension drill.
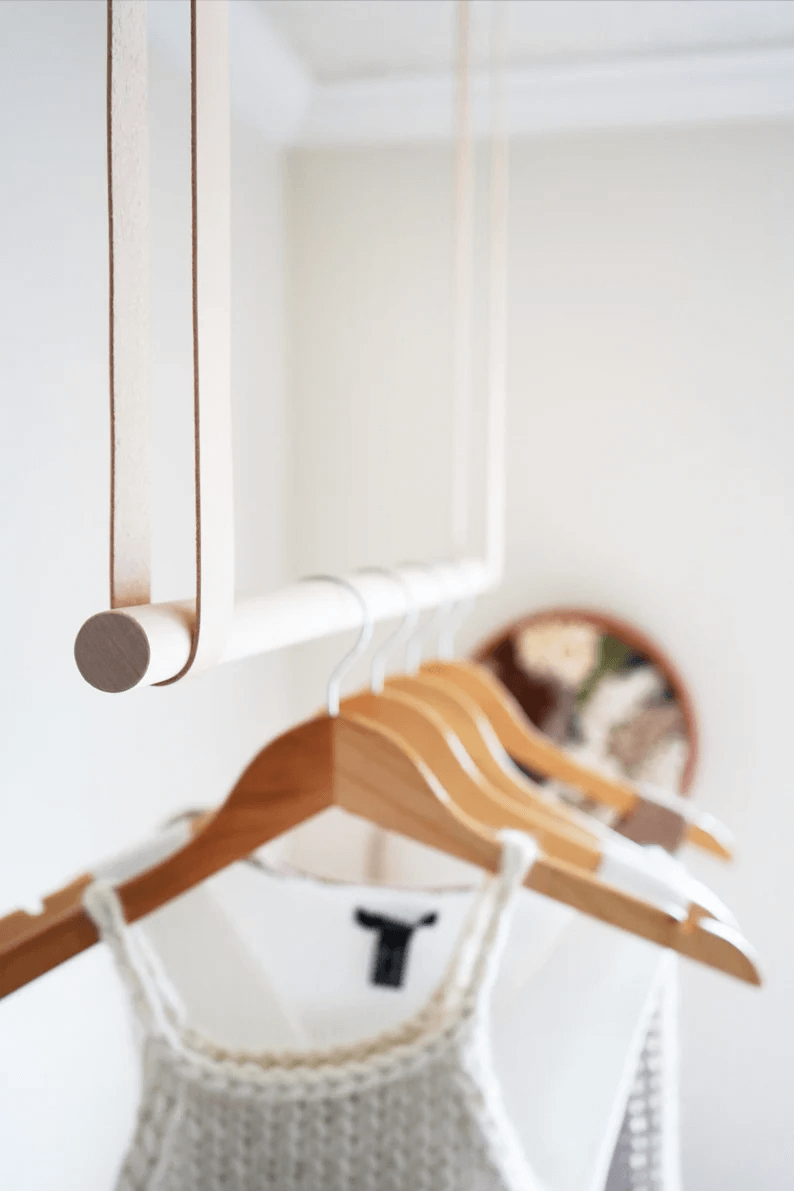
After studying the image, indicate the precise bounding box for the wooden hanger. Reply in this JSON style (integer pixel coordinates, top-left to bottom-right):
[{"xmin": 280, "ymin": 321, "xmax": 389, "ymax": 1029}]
[
  {"xmin": 0, "ymin": 578, "xmax": 755, "ymax": 996},
  {"xmin": 346, "ymin": 686, "xmax": 603, "ymax": 871},
  {"xmin": 382, "ymin": 672, "xmax": 732, "ymax": 911},
  {"xmin": 387, "ymin": 670, "xmax": 617, "ymax": 839},
  {"xmin": 422, "ymin": 659, "xmax": 733, "ymax": 860},
  {"xmin": 342, "ymin": 685, "xmax": 729, "ymax": 926},
  {"xmin": 0, "ymin": 709, "xmax": 760, "ymax": 1000}
]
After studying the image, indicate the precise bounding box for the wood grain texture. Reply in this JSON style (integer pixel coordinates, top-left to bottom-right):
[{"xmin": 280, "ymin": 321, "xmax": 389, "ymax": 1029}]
[
  {"xmin": 0, "ymin": 719, "xmax": 332, "ymax": 998},
  {"xmin": 386, "ymin": 672, "xmax": 603, "ymax": 867},
  {"xmin": 424, "ymin": 660, "xmax": 732, "ymax": 861},
  {"xmin": 342, "ymin": 690, "xmax": 596, "ymax": 871},
  {"xmin": 0, "ymin": 714, "xmax": 759, "ymax": 999},
  {"xmin": 335, "ymin": 715, "xmax": 759, "ymax": 986},
  {"xmin": 74, "ymin": 611, "xmax": 151, "ymax": 692}
]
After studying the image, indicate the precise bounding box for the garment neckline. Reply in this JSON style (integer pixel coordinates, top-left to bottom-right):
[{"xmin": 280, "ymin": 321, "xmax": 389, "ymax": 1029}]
[{"xmin": 86, "ymin": 834, "xmax": 537, "ymax": 1081}]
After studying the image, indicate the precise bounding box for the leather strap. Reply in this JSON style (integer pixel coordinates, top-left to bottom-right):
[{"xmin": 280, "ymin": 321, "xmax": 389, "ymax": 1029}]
[
  {"xmin": 165, "ymin": 0, "xmax": 234, "ymax": 680},
  {"xmin": 107, "ymin": 0, "xmax": 234, "ymax": 680},
  {"xmin": 107, "ymin": 0, "xmax": 151, "ymax": 608}
]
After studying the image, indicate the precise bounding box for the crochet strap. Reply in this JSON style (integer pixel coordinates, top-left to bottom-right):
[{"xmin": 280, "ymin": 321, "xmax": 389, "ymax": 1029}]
[
  {"xmin": 83, "ymin": 880, "xmax": 184, "ymax": 1045},
  {"xmin": 446, "ymin": 831, "xmax": 538, "ymax": 1014}
]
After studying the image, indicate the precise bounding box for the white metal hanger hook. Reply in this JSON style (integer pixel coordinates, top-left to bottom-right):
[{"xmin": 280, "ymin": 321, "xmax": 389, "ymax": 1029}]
[
  {"xmin": 304, "ymin": 575, "xmax": 374, "ymax": 716},
  {"xmin": 404, "ymin": 563, "xmax": 454, "ymax": 674},
  {"xmin": 438, "ymin": 566, "xmax": 476, "ymax": 660},
  {"xmin": 358, "ymin": 568, "xmax": 421, "ymax": 693}
]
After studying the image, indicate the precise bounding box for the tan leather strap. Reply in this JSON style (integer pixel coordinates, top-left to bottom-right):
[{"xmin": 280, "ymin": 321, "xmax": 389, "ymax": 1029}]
[
  {"xmin": 451, "ymin": 0, "xmax": 473, "ymax": 557},
  {"xmin": 107, "ymin": 0, "xmax": 234, "ymax": 680},
  {"xmin": 107, "ymin": 0, "xmax": 151, "ymax": 608},
  {"xmin": 166, "ymin": 0, "xmax": 234, "ymax": 680}
]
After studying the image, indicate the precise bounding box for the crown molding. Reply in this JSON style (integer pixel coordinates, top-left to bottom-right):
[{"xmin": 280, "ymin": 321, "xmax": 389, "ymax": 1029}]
[
  {"xmin": 299, "ymin": 45, "xmax": 794, "ymax": 146},
  {"xmin": 148, "ymin": 0, "xmax": 312, "ymax": 144},
  {"xmin": 148, "ymin": 5, "xmax": 794, "ymax": 147}
]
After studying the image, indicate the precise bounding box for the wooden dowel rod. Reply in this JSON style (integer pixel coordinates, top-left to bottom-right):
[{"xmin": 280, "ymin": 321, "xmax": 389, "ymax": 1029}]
[{"xmin": 74, "ymin": 559, "xmax": 497, "ymax": 692}]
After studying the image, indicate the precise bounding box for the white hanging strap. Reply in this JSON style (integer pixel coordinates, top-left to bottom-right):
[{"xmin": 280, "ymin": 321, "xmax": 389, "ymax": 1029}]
[
  {"xmin": 460, "ymin": 831, "xmax": 537, "ymax": 1011},
  {"xmin": 485, "ymin": 0, "xmax": 509, "ymax": 581},
  {"xmin": 450, "ymin": 0, "xmax": 509, "ymax": 580},
  {"xmin": 441, "ymin": 831, "xmax": 538, "ymax": 1014},
  {"xmin": 107, "ymin": 0, "xmax": 234, "ymax": 681},
  {"xmin": 450, "ymin": 0, "xmax": 474, "ymax": 559},
  {"xmin": 107, "ymin": 0, "xmax": 151, "ymax": 609},
  {"xmin": 83, "ymin": 881, "xmax": 185, "ymax": 1046},
  {"xmin": 164, "ymin": 0, "xmax": 234, "ymax": 681}
]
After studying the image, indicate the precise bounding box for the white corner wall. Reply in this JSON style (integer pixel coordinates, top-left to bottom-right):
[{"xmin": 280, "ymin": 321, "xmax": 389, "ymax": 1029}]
[
  {"xmin": 2, "ymin": 2, "xmax": 792, "ymax": 1185},
  {"xmin": 285, "ymin": 125, "xmax": 794, "ymax": 1189},
  {"xmin": 0, "ymin": 3, "xmax": 290, "ymax": 1186}
]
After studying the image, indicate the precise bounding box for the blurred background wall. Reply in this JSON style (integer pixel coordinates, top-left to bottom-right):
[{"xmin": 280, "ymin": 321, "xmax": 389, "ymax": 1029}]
[
  {"xmin": 284, "ymin": 128, "xmax": 794, "ymax": 1189},
  {"xmin": 0, "ymin": 4, "xmax": 292, "ymax": 1184},
  {"xmin": 1, "ymin": 2, "xmax": 793, "ymax": 1188}
]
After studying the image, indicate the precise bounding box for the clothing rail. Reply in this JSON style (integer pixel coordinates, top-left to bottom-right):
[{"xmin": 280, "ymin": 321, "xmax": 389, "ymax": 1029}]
[
  {"xmin": 74, "ymin": 559, "xmax": 495, "ymax": 693},
  {"xmin": 74, "ymin": 0, "xmax": 507, "ymax": 695}
]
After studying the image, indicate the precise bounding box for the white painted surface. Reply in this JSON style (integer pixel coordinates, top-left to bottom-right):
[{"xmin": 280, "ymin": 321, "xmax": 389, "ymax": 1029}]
[
  {"xmin": 0, "ymin": 2, "xmax": 290, "ymax": 1185},
  {"xmin": 298, "ymin": 45, "xmax": 794, "ymax": 146},
  {"xmin": 266, "ymin": 0, "xmax": 794, "ymax": 81},
  {"xmin": 146, "ymin": 1, "xmax": 794, "ymax": 147},
  {"xmin": 150, "ymin": 0, "xmax": 313, "ymax": 145},
  {"xmin": 1, "ymin": 2, "xmax": 792, "ymax": 1186},
  {"xmin": 259, "ymin": 0, "xmax": 794, "ymax": 145},
  {"xmin": 284, "ymin": 126, "xmax": 794, "ymax": 1188}
]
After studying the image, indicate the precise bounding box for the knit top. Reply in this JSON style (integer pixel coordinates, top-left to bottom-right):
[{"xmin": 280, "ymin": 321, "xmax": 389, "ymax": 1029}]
[{"xmin": 84, "ymin": 832, "xmax": 545, "ymax": 1191}]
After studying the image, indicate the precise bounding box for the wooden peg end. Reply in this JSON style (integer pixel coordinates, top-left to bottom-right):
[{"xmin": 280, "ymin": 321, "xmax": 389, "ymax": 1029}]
[{"xmin": 74, "ymin": 611, "xmax": 151, "ymax": 693}]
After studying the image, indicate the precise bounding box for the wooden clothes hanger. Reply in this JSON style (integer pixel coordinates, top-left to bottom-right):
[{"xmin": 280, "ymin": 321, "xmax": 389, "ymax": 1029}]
[
  {"xmin": 341, "ymin": 685, "xmax": 730, "ymax": 928},
  {"xmin": 0, "ymin": 711, "xmax": 760, "ymax": 1001},
  {"xmin": 422, "ymin": 659, "xmax": 733, "ymax": 860},
  {"xmin": 0, "ymin": 577, "xmax": 760, "ymax": 998},
  {"xmin": 380, "ymin": 672, "xmax": 735, "ymax": 918},
  {"xmin": 368, "ymin": 566, "xmax": 732, "ymax": 863},
  {"xmin": 352, "ymin": 580, "xmax": 732, "ymax": 925}
]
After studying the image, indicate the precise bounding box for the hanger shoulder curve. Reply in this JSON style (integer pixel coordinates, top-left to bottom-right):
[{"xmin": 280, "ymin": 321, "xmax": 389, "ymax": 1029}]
[
  {"xmin": 342, "ymin": 688, "xmax": 599, "ymax": 871},
  {"xmin": 424, "ymin": 660, "xmax": 732, "ymax": 861},
  {"xmin": 386, "ymin": 671, "xmax": 604, "ymax": 843},
  {"xmin": 0, "ymin": 718, "xmax": 334, "ymax": 999},
  {"xmin": 0, "ymin": 710, "xmax": 760, "ymax": 999},
  {"xmin": 338, "ymin": 712, "xmax": 760, "ymax": 986}
]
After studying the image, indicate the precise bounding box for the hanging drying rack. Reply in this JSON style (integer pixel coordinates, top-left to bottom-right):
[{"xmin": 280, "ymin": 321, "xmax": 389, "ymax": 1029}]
[{"xmin": 74, "ymin": 0, "xmax": 507, "ymax": 693}]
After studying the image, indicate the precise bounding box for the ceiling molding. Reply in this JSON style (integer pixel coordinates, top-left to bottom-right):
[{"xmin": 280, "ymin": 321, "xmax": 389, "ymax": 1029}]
[
  {"xmin": 148, "ymin": 0, "xmax": 312, "ymax": 144},
  {"xmin": 148, "ymin": 5, "xmax": 794, "ymax": 147},
  {"xmin": 298, "ymin": 45, "xmax": 794, "ymax": 146}
]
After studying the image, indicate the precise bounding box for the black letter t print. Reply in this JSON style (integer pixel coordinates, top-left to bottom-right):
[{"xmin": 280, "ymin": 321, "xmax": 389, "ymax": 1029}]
[{"xmin": 354, "ymin": 908, "xmax": 438, "ymax": 988}]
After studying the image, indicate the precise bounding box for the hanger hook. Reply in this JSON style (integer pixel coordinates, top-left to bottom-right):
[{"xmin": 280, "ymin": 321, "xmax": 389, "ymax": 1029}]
[
  {"xmin": 405, "ymin": 563, "xmax": 454, "ymax": 674},
  {"xmin": 438, "ymin": 567, "xmax": 476, "ymax": 660},
  {"xmin": 359, "ymin": 567, "xmax": 420, "ymax": 693},
  {"xmin": 304, "ymin": 575, "xmax": 374, "ymax": 716}
]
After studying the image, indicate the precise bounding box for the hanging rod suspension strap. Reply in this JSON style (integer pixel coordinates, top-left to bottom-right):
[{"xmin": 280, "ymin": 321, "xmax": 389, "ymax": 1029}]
[
  {"xmin": 164, "ymin": 0, "xmax": 235, "ymax": 683},
  {"xmin": 107, "ymin": 0, "xmax": 151, "ymax": 609},
  {"xmin": 451, "ymin": 0, "xmax": 474, "ymax": 559},
  {"xmin": 75, "ymin": 0, "xmax": 505, "ymax": 694},
  {"xmin": 485, "ymin": 0, "xmax": 509, "ymax": 581},
  {"xmin": 78, "ymin": 0, "xmax": 234, "ymax": 690}
]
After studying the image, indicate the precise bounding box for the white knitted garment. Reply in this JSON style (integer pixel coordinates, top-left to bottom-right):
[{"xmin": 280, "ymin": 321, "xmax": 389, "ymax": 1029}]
[
  {"xmin": 604, "ymin": 962, "xmax": 681, "ymax": 1191},
  {"xmin": 84, "ymin": 833, "xmax": 543, "ymax": 1191}
]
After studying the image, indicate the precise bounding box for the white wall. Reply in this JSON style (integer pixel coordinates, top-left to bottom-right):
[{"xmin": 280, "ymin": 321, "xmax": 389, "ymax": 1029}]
[
  {"xmin": 2, "ymin": 3, "xmax": 792, "ymax": 1184},
  {"xmin": 285, "ymin": 125, "xmax": 794, "ymax": 1189},
  {"xmin": 0, "ymin": 3, "xmax": 290, "ymax": 1186}
]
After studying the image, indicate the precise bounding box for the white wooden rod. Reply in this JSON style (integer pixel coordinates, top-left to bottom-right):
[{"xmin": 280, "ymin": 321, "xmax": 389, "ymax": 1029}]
[{"xmin": 74, "ymin": 558, "xmax": 496, "ymax": 693}]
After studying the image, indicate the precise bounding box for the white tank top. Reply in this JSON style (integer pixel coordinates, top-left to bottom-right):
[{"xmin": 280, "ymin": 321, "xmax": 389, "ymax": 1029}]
[{"xmin": 86, "ymin": 830, "xmax": 681, "ymax": 1191}]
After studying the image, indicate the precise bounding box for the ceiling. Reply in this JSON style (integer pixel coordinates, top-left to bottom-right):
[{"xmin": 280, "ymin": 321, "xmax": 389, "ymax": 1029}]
[
  {"xmin": 264, "ymin": 0, "xmax": 794, "ymax": 84},
  {"xmin": 148, "ymin": 0, "xmax": 794, "ymax": 144}
]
